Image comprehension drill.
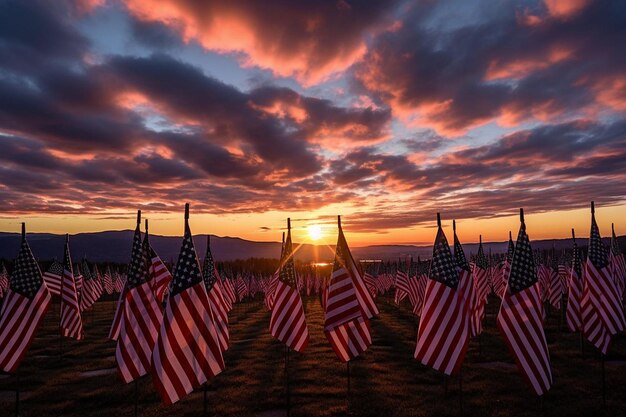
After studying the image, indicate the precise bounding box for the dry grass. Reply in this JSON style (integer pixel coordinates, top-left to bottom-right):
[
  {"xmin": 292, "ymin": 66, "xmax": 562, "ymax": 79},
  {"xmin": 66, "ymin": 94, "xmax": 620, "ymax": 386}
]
[{"xmin": 1, "ymin": 295, "xmax": 625, "ymax": 416}]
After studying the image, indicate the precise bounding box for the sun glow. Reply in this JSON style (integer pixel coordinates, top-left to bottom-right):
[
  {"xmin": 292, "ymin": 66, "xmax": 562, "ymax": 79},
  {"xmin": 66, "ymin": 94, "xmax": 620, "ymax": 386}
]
[{"xmin": 308, "ymin": 225, "xmax": 323, "ymax": 240}]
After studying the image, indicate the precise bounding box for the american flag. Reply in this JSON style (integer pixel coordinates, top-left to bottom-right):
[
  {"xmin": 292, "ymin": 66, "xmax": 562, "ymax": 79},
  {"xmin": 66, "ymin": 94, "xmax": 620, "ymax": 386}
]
[
  {"xmin": 363, "ymin": 268, "xmax": 378, "ymax": 298},
  {"xmin": 114, "ymin": 271, "xmax": 126, "ymax": 293},
  {"xmin": 406, "ymin": 265, "xmax": 422, "ymax": 311},
  {"xmin": 264, "ymin": 232, "xmax": 284, "ymax": 310},
  {"xmin": 202, "ymin": 235, "xmax": 230, "ymax": 353},
  {"xmin": 74, "ymin": 263, "xmax": 83, "ymax": 292},
  {"xmin": 566, "ymin": 229, "xmax": 583, "ymax": 332},
  {"xmin": 0, "ymin": 263, "xmax": 8, "ymax": 299},
  {"xmin": 414, "ymin": 215, "xmax": 469, "ymax": 375},
  {"xmin": 582, "ymin": 202, "xmax": 626, "ymax": 354},
  {"xmin": 394, "ymin": 261, "xmax": 410, "ymax": 305},
  {"xmin": 453, "ymin": 221, "xmax": 474, "ymax": 330},
  {"xmin": 496, "ymin": 233, "xmax": 515, "ymax": 298},
  {"xmin": 497, "ymin": 209, "xmax": 552, "ymax": 396},
  {"xmin": 324, "ymin": 216, "xmax": 374, "ymax": 362},
  {"xmin": 547, "ymin": 256, "xmax": 562, "ymax": 309},
  {"xmin": 42, "ymin": 260, "xmax": 63, "ymax": 296},
  {"xmin": 412, "ymin": 273, "xmax": 428, "ymax": 317},
  {"xmin": 269, "ymin": 219, "xmax": 309, "ymax": 352},
  {"xmin": 91, "ymin": 264, "xmax": 104, "ymax": 302},
  {"xmin": 116, "ymin": 214, "xmax": 163, "ymax": 384},
  {"xmin": 609, "ymin": 224, "xmax": 625, "ymax": 301},
  {"xmin": 0, "ymin": 224, "xmax": 52, "ymax": 373},
  {"xmin": 79, "ymin": 259, "xmax": 99, "ymax": 312},
  {"xmin": 145, "ymin": 228, "xmax": 172, "ymax": 304},
  {"xmin": 152, "ymin": 204, "xmax": 224, "ymax": 405},
  {"xmin": 221, "ymin": 276, "xmax": 236, "ymax": 310},
  {"xmin": 471, "ymin": 238, "xmax": 490, "ymax": 337},
  {"xmin": 59, "ymin": 235, "xmax": 83, "ymax": 340},
  {"xmin": 103, "ymin": 266, "xmax": 114, "ymax": 295},
  {"xmin": 108, "ymin": 285, "xmax": 127, "ymax": 341}
]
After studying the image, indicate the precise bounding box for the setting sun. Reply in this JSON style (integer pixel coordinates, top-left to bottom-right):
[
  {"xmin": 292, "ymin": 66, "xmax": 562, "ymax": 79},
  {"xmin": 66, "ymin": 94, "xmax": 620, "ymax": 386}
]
[{"xmin": 308, "ymin": 225, "xmax": 323, "ymax": 240}]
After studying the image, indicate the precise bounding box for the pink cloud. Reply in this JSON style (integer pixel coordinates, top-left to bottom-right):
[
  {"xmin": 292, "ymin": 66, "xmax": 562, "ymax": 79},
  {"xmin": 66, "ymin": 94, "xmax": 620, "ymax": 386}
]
[{"xmin": 121, "ymin": 0, "xmax": 397, "ymax": 86}]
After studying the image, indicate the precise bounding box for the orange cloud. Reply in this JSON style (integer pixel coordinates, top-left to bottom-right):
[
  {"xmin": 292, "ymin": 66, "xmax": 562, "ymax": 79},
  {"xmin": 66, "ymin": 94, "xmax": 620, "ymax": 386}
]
[
  {"xmin": 485, "ymin": 44, "xmax": 576, "ymax": 81},
  {"xmin": 544, "ymin": 0, "xmax": 590, "ymax": 19},
  {"xmin": 122, "ymin": 0, "xmax": 390, "ymax": 86}
]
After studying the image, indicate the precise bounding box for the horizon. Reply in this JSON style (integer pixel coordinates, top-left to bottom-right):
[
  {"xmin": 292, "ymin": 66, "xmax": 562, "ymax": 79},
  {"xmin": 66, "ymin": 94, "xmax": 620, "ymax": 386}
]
[{"xmin": 0, "ymin": 204, "xmax": 622, "ymax": 249}]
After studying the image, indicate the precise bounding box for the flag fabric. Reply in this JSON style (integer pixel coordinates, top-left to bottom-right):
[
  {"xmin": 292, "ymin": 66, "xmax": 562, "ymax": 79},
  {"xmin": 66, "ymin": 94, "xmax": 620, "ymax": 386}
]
[
  {"xmin": 394, "ymin": 265, "xmax": 410, "ymax": 305},
  {"xmin": 103, "ymin": 267, "xmax": 114, "ymax": 295},
  {"xmin": 146, "ymin": 239, "xmax": 172, "ymax": 304},
  {"xmin": 79, "ymin": 259, "xmax": 99, "ymax": 312},
  {"xmin": 91, "ymin": 264, "xmax": 104, "ymax": 301},
  {"xmin": 471, "ymin": 238, "xmax": 490, "ymax": 337},
  {"xmin": 0, "ymin": 225, "xmax": 52, "ymax": 373},
  {"xmin": 547, "ymin": 257, "xmax": 562, "ymax": 310},
  {"xmin": 566, "ymin": 231, "xmax": 583, "ymax": 332},
  {"xmin": 497, "ymin": 210, "xmax": 552, "ymax": 396},
  {"xmin": 74, "ymin": 264, "xmax": 83, "ymax": 292},
  {"xmin": 324, "ymin": 216, "xmax": 374, "ymax": 362},
  {"xmin": 116, "ymin": 215, "xmax": 163, "ymax": 384},
  {"xmin": 0, "ymin": 263, "xmax": 9, "ymax": 299},
  {"xmin": 59, "ymin": 235, "xmax": 83, "ymax": 340},
  {"xmin": 42, "ymin": 260, "xmax": 63, "ymax": 296},
  {"xmin": 609, "ymin": 224, "xmax": 625, "ymax": 300},
  {"xmin": 582, "ymin": 203, "xmax": 626, "ymax": 354},
  {"xmin": 152, "ymin": 205, "xmax": 224, "ymax": 405},
  {"xmin": 108, "ymin": 286, "xmax": 127, "ymax": 341},
  {"xmin": 236, "ymin": 275, "xmax": 248, "ymax": 302},
  {"xmin": 412, "ymin": 273, "xmax": 428, "ymax": 317},
  {"xmin": 202, "ymin": 236, "xmax": 229, "ymax": 353},
  {"xmin": 414, "ymin": 216, "xmax": 469, "ymax": 375},
  {"xmin": 269, "ymin": 219, "xmax": 309, "ymax": 352},
  {"xmin": 363, "ymin": 269, "xmax": 378, "ymax": 298},
  {"xmin": 221, "ymin": 277, "xmax": 236, "ymax": 311},
  {"xmin": 496, "ymin": 233, "xmax": 515, "ymax": 298}
]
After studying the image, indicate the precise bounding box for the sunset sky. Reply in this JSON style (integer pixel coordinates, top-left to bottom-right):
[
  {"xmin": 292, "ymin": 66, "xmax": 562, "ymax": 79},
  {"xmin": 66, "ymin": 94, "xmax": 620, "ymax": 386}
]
[{"xmin": 0, "ymin": 0, "xmax": 624, "ymax": 246}]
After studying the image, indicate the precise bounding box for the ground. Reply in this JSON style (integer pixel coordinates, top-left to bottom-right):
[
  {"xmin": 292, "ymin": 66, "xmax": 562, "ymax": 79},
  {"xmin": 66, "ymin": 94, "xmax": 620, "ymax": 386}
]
[{"xmin": 1, "ymin": 295, "xmax": 625, "ymax": 416}]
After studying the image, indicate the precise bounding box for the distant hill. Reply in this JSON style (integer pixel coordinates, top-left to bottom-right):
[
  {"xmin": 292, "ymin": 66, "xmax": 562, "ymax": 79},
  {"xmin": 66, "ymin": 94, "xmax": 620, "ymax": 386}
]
[{"xmin": 0, "ymin": 230, "xmax": 623, "ymax": 263}]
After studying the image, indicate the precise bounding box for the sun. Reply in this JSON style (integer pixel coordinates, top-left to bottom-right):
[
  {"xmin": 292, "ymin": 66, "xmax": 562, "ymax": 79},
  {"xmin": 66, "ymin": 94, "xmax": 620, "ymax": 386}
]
[{"xmin": 307, "ymin": 225, "xmax": 323, "ymax": 241}]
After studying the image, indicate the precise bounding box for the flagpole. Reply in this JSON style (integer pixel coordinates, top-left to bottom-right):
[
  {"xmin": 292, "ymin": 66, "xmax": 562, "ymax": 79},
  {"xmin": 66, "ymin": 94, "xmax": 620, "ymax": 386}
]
[
  {"xmin": 285, "ymin": 220, "xmax": 291, "ymax": 417},
  {"xmin": 285, "ymin": 344, "xmax": 290, "ymax": 417},
  {"xmin": 458, "ymin": 367, "xmax": 463, "ymax": 417},
  {"xmin": 59, "ymin": 234, "xmax": 68, "ymax": 360},
  {"xmin": 572, "ymin": 228, "xmax": 585, "ymax": 359},
  {"xmin": 203, "ymin": 383, "xmax": 208, "ymax": 417},
  {"xmin": 15, "ymin": 369, "xmax": 20, "ymax": 417},
  {"xmin": 134, "ymin": 378, "xmax": 138, "ymax": 417},
  {"xmin": 601, "ymin": 354, "xmax": 606, "ymax": 409}
]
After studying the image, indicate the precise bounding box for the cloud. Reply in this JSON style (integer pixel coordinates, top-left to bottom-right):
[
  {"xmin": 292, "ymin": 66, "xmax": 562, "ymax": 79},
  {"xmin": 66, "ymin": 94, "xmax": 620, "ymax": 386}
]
[
  {"xmin": 352, "ymin": 0, "xmax": 626, "ymax": 135},
  {"xmin": 118, "ymin": 0, "xmax": 401, "ymax": 85}
]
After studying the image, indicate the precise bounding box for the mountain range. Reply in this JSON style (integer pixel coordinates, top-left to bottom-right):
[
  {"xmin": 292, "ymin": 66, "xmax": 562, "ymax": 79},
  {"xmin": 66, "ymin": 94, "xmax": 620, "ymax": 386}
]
[{"xmin": 1, "ymin": 230, "xmax": 623, "ymax": 264}]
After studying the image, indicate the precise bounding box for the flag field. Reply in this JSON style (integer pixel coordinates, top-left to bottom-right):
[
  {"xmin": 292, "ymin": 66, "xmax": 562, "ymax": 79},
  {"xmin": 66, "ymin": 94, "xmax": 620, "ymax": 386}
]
[{"xmin": 0, "ymin": 295, "xmax": 625, "ymax": 416}]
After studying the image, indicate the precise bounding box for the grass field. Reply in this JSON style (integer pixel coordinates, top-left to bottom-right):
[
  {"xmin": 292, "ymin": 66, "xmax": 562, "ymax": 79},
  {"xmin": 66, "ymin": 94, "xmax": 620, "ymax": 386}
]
[{"xmin": 1, "ymin": 295, "xmax": 625, "ymax": 416}]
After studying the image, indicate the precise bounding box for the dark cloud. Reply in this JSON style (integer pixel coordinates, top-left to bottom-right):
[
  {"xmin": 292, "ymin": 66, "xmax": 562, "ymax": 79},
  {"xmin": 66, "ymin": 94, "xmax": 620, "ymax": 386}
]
[
  {"xmin": 0, "ymin": 1, "xmax": 89, "ymax": 75},
  {"xmin": 119, "ymin": 0, "xmax": 403, "ymax": 84},
  {"xmin": 352, "ymin": 0, "xmax": 626, "ymax": 134}
]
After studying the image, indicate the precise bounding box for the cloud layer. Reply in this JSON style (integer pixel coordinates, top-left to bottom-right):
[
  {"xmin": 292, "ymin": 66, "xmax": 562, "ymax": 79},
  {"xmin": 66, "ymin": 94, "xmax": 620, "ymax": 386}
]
[{"xmin": 0, "ymin": 0, "xmax": 624, "ymax": 235}]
